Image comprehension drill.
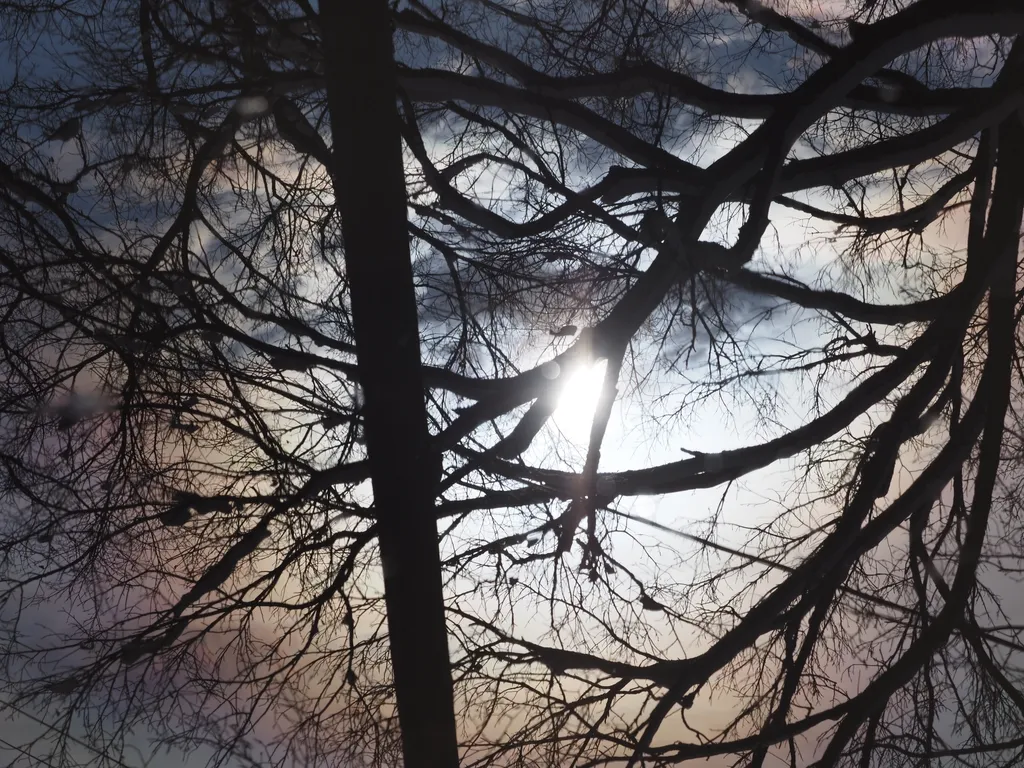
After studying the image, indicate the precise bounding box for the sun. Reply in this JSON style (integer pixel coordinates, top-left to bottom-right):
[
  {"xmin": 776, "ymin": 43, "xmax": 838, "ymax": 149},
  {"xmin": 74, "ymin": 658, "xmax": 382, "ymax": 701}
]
[{"xmin": 551, "ymin": 359, "xmax": 608, "ymax": 441}]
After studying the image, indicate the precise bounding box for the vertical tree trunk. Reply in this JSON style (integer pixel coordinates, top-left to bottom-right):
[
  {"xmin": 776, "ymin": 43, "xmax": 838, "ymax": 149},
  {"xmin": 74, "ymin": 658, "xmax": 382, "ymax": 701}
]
[{"xmin": 320, "ymin": 4, "xmax": 460, "ymax": 768}]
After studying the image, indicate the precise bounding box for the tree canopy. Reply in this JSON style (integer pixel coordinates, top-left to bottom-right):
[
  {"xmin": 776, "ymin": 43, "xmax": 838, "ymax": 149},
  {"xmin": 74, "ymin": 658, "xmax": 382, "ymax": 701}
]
[{"xmin": 2, "ymin": 1, "xmax": 1024, "ymax": 767}]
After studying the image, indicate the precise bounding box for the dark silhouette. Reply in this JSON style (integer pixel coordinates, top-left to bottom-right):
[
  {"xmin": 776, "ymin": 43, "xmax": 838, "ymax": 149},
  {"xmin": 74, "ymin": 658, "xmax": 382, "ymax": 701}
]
[{"xmin": 0, "ymin": 1, "xmax": 1023, "ymax": 768}]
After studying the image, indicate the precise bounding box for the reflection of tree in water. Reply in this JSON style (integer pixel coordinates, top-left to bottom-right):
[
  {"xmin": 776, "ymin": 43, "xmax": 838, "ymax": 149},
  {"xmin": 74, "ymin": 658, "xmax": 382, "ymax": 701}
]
[{"xmin": 1, "ymin": 1, "xmax": 1023, "ymax": 768}]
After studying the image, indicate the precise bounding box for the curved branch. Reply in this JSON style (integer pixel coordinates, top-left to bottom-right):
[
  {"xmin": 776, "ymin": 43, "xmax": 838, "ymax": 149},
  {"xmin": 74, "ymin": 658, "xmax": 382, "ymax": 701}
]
[{"xmin": 396, "ymin": 9, "xmax": 976, "ymax": 118}]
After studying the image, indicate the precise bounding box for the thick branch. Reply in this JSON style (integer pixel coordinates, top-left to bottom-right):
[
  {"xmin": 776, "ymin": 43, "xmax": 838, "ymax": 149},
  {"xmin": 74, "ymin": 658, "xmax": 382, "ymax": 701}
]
[{"xmin": 322, "ymin": 4, "xmax": 459, "ymax": 768}]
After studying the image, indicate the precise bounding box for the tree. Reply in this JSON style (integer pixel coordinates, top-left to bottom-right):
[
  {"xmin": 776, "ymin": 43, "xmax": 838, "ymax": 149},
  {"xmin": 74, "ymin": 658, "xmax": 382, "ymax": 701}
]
[{"xmin": 2, "ymin": 0, "xmax": 1024, "ymax": 767}]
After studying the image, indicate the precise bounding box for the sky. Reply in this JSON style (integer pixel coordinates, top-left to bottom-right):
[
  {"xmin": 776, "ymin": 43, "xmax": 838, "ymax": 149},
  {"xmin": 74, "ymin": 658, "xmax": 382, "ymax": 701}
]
[
  {"xmin": 0, "ymin": 1, "xmax": 1016, "ymax": 767},
  {"xmin": 0, "ymin": 4, "xmax": 859, "ymax": 767}
]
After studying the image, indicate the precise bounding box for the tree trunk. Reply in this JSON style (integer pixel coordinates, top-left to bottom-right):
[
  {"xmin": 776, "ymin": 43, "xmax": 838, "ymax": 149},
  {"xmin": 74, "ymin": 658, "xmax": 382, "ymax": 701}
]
[{"xmin": 320, "ymin": 4, "xmax": 460, "ymax": 768}]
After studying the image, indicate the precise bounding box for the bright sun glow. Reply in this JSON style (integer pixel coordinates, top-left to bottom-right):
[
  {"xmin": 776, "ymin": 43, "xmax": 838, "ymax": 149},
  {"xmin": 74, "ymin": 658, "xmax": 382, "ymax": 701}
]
[{"xmin": 551, "ymin": 360, "xmax": 608, "ymax": 441}]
